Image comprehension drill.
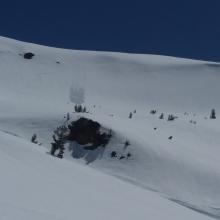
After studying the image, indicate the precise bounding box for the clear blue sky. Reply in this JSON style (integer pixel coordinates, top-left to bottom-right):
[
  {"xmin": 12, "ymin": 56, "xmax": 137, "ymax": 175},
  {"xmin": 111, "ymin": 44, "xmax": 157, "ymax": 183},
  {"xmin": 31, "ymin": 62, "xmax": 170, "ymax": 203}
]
[{"xmin": 0, "ymin": 0, "xmax": 220, "ymax": 61}]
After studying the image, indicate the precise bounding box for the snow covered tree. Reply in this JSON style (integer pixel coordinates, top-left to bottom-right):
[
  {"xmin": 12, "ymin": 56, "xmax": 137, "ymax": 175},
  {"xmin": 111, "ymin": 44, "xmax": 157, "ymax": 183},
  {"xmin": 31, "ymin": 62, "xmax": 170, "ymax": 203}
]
[{"xmin": 210, "ymin": 109, "xmax": 216, "ymax": 119}]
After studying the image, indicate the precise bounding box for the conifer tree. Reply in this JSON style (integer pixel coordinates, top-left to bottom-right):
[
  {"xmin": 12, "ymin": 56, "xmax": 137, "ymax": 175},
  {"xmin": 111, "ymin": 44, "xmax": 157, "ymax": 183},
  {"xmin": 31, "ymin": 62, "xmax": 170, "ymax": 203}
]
[
  {"xmin": 31, "ymin": 134, "xmax": 38, "ymax": 144},
  {"xmin": 167, "ymin": 114, "xmax": 175, "ymax": 121},
  {"xmin": 50, "ymin": 125, "xmax": 69, "ymax": 158},
  {"xmin": 66, "ymin": 112, "xmax": 70, "ymax": 121},
  {"xmin": 159, "ymin": 113, "xmax": 164, "ymax": 119},
  {"xmin": 210, "ymin": 109, "xmax": 216, "ymax": 119},
  {"xmin": 83, "ymin": 106, "xmax": 87, "ymax": 113}
]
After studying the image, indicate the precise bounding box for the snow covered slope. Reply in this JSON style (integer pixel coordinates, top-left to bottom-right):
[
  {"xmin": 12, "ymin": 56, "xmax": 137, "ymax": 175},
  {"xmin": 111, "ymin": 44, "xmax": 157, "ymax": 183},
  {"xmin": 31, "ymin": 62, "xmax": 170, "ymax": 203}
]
[
  {"xmin": 0, "ymin": 36, "xmax": 220, "ymax": 219},
  {"xmin": 0, "ymin": 131, "xmax": 214, "ymax": 220}
]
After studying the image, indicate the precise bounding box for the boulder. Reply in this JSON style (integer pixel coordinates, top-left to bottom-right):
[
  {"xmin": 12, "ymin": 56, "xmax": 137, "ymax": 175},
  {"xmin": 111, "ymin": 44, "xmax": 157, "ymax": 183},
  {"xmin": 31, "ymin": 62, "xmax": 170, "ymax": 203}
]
[
  {"xmin": 23, "ymin": 52, "xmax": 35, "ymax": 59},
  {"xmin": 67, "ymin": 117, "xmax": 110, "ymax": 148}
]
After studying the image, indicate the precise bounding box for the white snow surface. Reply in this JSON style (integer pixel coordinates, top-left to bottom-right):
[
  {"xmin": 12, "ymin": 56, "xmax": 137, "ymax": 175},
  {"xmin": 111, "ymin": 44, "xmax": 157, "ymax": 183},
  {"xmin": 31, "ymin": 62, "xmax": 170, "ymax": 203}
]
[{"xmin": 0, "ymin": 36, "xmax": 220, "ymax": 219}]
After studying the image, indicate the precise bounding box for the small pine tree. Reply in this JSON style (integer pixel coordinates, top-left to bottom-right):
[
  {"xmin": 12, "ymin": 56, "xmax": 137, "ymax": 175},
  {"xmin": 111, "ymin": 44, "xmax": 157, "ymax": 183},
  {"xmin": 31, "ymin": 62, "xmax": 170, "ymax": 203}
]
[
  {"xmin": 66, "ymin": 112, "xmax": 70, "ymax": 121},
  {"xmin": 83, "ymin": 106, "xmax": 87, "ymax": 113},
  {"xmin": 74, "ymin": 105, "xmax": 83, "ymax": 113},
  {"xmin": 78, "ymin": 105, "xmax": 82, "ymax": 112},
  {"xmin": 108, "ymin": 129, "xmax": 112, "ymax": 138},
  {"xmin": 159, "ymin": 113, "xmax": 164, "ymax": 119},
  {"xmin": 124, "ymin": 140, "xmax": 130, "ymax": 147},
  {"xmin": 57, "ymin": 144, "xmax": 65, "ymax": 158},
  {"xmin": 74, "ymin": 105, "xmax": 77, "ymax": 112},
  {"xmin": 111, "ymin": 151, "xmax": 117, "ymax": 158},
  {"xmin": 129, "ymin": 112, "xmax": 132, "ymax": 119},
  {"xmin": 31, "ymin": 134, "xmax": 38, "ymax": 144},
  {"xmin": 50, "ymin": 125, "xmax": 69, "ymax": 158},
  {"xmin": 210, "ymin": 109, "xmax": 216, "ymax": 119},
  {"xmin": 123, "ymin": 140, "xmax": 130, "ymax": 150},
  {"xmin": 167, "ymin": 114, "xmax": 175, "ymax": 121}
]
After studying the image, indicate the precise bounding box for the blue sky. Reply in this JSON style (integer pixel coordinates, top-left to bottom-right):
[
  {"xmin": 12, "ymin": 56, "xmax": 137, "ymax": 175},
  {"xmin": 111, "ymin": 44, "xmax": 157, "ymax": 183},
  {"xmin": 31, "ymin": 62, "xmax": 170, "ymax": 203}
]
[{"xmin": 0, "ymin": 0, "xmax": 220, "ymax": 61}]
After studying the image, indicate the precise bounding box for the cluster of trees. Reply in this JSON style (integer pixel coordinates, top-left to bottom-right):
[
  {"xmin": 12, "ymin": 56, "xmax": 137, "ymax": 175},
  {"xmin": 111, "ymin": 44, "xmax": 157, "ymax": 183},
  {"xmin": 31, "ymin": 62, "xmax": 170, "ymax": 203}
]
[
  {"xmin": 111, "ymin": 140, "xmax": 131, "ymax": 160},
  {"xmin": 49, "ymin": 117, "xmax": 112, "ymax": 159},
  {"xmin": 128, "ymin": 110, "xmax": 137, "ymax": 119},
  {"xmin": 50, "ymin": 125, "xmax": 69, "ymax": 158},
  {"xmin": 152, "ymin": 109, "xmax": 217, "ymax": 121},
  {"xmin": 31, "ymin": 106, "xmax": 217, "ymax": 161},
  {"xmin": 159, "ymin": 113, "xmax": 164, "ymax": 119},
  {"xmin": 151, "ymin": 111, "xmax": 177, "ymax": 121},
  {"xmin": 111, "ymin": 151, "xmax": 131, "ymax": 159},
  {"xmin": 189, "ymin": 120, "xmax": 197, "ymax": 124},
  {"xmin": 167, "ymin": 114, "xmax": 178, "ymax": 121},
  {"xmin": 74, "ymin": 105, "xmax": 87, "ymax": 113}
]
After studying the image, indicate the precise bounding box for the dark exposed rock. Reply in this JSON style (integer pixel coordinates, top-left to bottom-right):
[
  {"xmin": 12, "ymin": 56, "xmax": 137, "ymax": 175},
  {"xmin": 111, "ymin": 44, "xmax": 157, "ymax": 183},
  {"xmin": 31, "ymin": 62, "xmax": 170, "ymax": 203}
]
[
  {"xmin": 67, "ymin": 117, "xmax": 110, "ymax": 148},
  {"xmin": 23, "ymin": 52, "xmax": 35, "ymax": 59}
]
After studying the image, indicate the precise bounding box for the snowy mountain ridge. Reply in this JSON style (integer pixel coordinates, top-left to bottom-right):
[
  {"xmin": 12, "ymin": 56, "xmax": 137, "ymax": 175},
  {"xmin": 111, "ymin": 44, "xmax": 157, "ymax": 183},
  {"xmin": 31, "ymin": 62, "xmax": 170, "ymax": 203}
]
[{"xmin": 0, "ymin": 36, "xmax": 220, "ymax": 219}]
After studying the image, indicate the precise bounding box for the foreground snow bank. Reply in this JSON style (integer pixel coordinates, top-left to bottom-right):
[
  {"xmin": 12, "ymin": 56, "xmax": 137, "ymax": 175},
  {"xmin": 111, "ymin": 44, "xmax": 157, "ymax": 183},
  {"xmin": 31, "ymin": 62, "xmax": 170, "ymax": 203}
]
[{"xmin": 0, "ymin": 131, "xmax": 214, "ymax": 220}]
